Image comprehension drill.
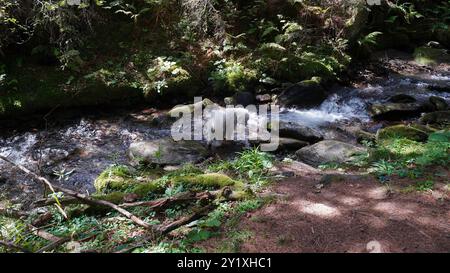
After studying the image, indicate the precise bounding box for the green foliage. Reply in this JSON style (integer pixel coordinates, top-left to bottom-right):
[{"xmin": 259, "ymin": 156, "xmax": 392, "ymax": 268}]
[
  {"xmin": 209, "ymin": 147, "xmax": 274, "ymax": 184},
  {"xmin": 386, "ymin": 1, "xmax": 423, "ymax": 24},
  {"xmin": 357, "ymin": 31, "xmax": 382, "ymax": 48},
  {"xmin": 94, "ymin": 165, "xmax": 133, "ymax": 193},
  {"xmin": 357, "ymin": 130, "xmax": 450, "ymax": 180},
  {"xmin": 209, "ymin": 59, "xmax": 258, "ymax": 93},
  {"xmin": 145, "ymin": 56, "xmax": 191, "ymax": 95},
  {"xmin": 414, "ymin": 180, "xmax": 435, "ymax": 192},
  {"xmin": 0, "ymin": 216, "xmax": 46, "ymax": 252}
]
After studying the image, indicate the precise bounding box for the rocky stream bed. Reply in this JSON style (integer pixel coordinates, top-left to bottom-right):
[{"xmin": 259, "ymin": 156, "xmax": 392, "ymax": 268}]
[{"xmin": 0, "ymin": 50, "xmax": 449, "ymax": 209}]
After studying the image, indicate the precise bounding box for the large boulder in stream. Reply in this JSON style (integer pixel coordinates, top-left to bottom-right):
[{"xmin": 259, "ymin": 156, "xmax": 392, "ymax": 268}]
[
  {"xmin": 428, "ymin": 96, "xmax": 448, "ymax": 111},
  {"xmin": 275, "ymin": 78, "xmax": 327, "ymax": 108},
  {"xmin": 278, "ymin": 138, "xmax": 309, "ymax": 150},
  {"xmin": 388, "ymin": 94, "xmax": 416, "ymax": 103},
  {"xmin": 420, "ymin": 111, "xmax": 450, "ymax": 127},
  {"xmin": 278, "ymin": 121, "xmax": 323, "ymax": 143},
  {"xmin": 369, "ymin": 102, "xmax": 423, "ymax": 120},
  {"xmin": 376, "ymin": 125, "xmax": 429, "ymax": 142},
  {"xmin": 233, "ymin": 91, "xmax": 255, "ymax": 107},
  {"xmin": 295, "ymin": 140, "xmax": 366, "ymax": 167},
  {"xmin": 128, "ymin": 138, "xmax": 209, "ymax": 165},
  {"xmin": 422, "ymin": 96, "xmax": 448, "ymax": 112}
]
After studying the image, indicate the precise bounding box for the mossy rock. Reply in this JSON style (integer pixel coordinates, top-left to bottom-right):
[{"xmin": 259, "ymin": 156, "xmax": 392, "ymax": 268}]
[
  {"xmin": 409, "ymin": 124, "xmax": 438, "ymax": 134},
  {"xmin": 128, "ymin": 138, "xmax": 210, "ymax": 166},
  {"xmin": 413, "ymin": 47, "xmax": 450, "ymax": 66},
  {"xmin": 275, "ymin": 77, "xmax": 327, "ymax": 108},
  {"xmin": 222, "ymin": 189, "xmax": 254, "ymax": 201},
  {"xmin": 356, "ymin": 130, "xmax": 376, "ymax": 144},
  {"xmin": 420, "ymin": 111, "xmax": 450, "ymax": 127},
  {"xmin": 94, "ymin": 164, "xmax": 164, "ymax": 194},
  {"xmin": 369, "ymin": 103, "xmax": 422, "ymax": 120},
  {"xmin": 94, "ymin": 166, "xmax": 134, "ymax": 193},
  {"xmin": 376, "ymin": 125, "xmax": 429, "ymax": 143},
  {"xmin": 174, "ymin": 173, "xmax": 244, "ymax": 189},
  {"xmin": 131, "ymin": 181, "xmax": 164, "ymax": 197},
  {"xmin": 92, "ymin": 192, "xmax": 127, "ymax": 204},
  {"xmin": 91, "ymin": 180, "xmax": 164, "ymax": 204},
  {"xmin": 429, "ymin": 96, "xmax": 448, "ymax": 111}
]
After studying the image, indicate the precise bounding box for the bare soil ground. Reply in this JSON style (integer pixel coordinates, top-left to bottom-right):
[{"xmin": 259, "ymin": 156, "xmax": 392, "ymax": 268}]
[{"xmin": 199, "ymin": 163, "xmax": 450, "ymax": 253}]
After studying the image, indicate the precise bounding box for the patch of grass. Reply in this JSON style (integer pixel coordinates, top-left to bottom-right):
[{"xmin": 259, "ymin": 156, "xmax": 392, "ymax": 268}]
[
  {"xmin": 355, "ymin": 131, "xmax": 450, "ymax": 180},
  {"xmin": 276, "ymin": 234, "xmax": 293, "ymax": 246},
  {"xmin": 401, "ymin": 180, "xmax": 435, "ymax": 193},
  {"xmin": 216, "ymin": 230, "xmax": 253, "ymax": 253},
  {"xmin": 209, "ymin": 147, "xmax": 274, "ymax": 184},
  {"xmin": 415, "ymin": 180, "xmax": 435, "ymax": 192},
  {"xmin": 0, "ymin": 216, "xmax": 46, "ymax": 252},
  {"xmin": 318, "ymin": 162, "xmax": 343, "ymax": 170}
]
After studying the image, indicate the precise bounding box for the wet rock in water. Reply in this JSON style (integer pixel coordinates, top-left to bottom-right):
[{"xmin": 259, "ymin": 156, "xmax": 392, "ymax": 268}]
[
  {"xmin": 295, "ymin": 140, "xmax": 366, "ymax": 167},
  {"xmin": 369, "ymin": 102, "xmax": 423, "ymax": 120},
  {"xmin": 234, "ymin": 91, "xmax": 255, "ymax": 107},
  {"xmin": 275, "ymin": 78, "xmax": 327, "ymax": 108},
  {"xmin": 278, "ymin": 138, "xmax": 309, "ymax": 150},
  {"xmin": 427, "ymin": 84, "xmax": 450, "ymax": 93},
  {"xmin": 376, "ymin": 124, "xmax": 429, "ymax": 142},
  {"xmin": 426, "ymin": 41, "xmax": 443, "ymax": 49},
  {"xmin": 168, "ymin": 98, "xmax": 217, "ymax": 117},
  {"xmin": 279, "ymin": 121, "xmax": 323, "ymax": 143},
  {"xmin": 149, "ymin": 112, "xmax": 172, "ymax": 127},
  {"xmin": 224, "ymin": 97, "xmax": 235, "ymax": 105},
  {"xmin": 429, "ymin": 96, "xmax": 448, "ymax": 111},
  {"xmin": 256, "ymin": 94, "xmax": 272, "ymax": 104},
  {"xmin": 388, "ymin": 94, "xmax": 416, "ymax": 103},
  {"xmin": 32, "ymin": 147, "xmax": 72, "ymax": 166},
  {"xmin": 419, "ymin": 111, "xmax": 450, "ymax": 126},
  {"xmin": 128, "ymin": 138, "xmax": 209, "ymax": 165}
]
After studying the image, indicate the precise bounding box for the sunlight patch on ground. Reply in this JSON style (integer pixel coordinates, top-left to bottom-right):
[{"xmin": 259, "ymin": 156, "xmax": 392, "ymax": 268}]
[
  {"xmin": 414, "ymin": 215, "xmax": 450, "ymax": 231},
  {"xmin": 294, "ymin": 199, "xmax": 341, "ymax": 218},
  {"xmin": 336, "ymin": 196, "xmax": 363, "ymax": 206},
  {"xmin": 364, "ymin": 214, "xmax": 388, "ymax": 229},
  {"xmin": 373, "ymin": 202, "xmax": 415, "ymax": 216},
  {"xmin": 366, "ymin": 187, "xmax": 389, "ymax": 200}
]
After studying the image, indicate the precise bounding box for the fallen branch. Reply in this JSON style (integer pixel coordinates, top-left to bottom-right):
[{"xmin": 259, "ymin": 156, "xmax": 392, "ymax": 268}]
[
  {"xmin": 33, "ymin": 196, "xmax": 79, "ymax": 207},
  {"xmin": 119, "ymin": 191, "xmax": 214, "ymax": 209},
  {"xmin": 119, "ymin": 187, "xmax": 239, "ymax": 209},
  {"xmin": 27, "ymin": 224, "xmax": 61, "ymax": 242},
  {"xmin": 0, "ymin": 155, "xmax": 158, "ymax": 235},
  {"xmin": 36, "ymin": 237, "xmax": 71, "ymax": 253},
  {"xmin": 115, "ymin": 205, "xmax": 215, "ymax": 253},
  {"xmin": 158, "ymin": 205, "xmax": 214, "ymax": 235}
]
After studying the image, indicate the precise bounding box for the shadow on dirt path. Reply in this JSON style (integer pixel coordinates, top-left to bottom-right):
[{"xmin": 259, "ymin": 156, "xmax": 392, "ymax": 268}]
[{"xmin": 200, "ymin": 162, "xmax": 450, "ymax": 253}]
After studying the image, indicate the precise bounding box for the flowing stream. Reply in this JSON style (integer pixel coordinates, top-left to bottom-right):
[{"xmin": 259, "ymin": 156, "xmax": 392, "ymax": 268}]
[{"xmin": 1, "ymin": 72, "xmax": 449, "ymax": 205}]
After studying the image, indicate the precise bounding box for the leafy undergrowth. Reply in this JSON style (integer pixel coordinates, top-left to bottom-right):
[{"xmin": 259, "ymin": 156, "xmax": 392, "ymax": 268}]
[
  {"xmin": 320, "ymin": 130, "xmax": 450, "ymax": 193},
  {"xmin": 0, "ymin": 148, "xmax": 274, "ymax": 253}
]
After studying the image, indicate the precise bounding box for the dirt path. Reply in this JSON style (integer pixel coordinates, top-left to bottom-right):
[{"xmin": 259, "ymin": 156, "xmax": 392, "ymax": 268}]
[{"xmin": 201, "ymin": 162, "xmax": 450, "ymax": 253}]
